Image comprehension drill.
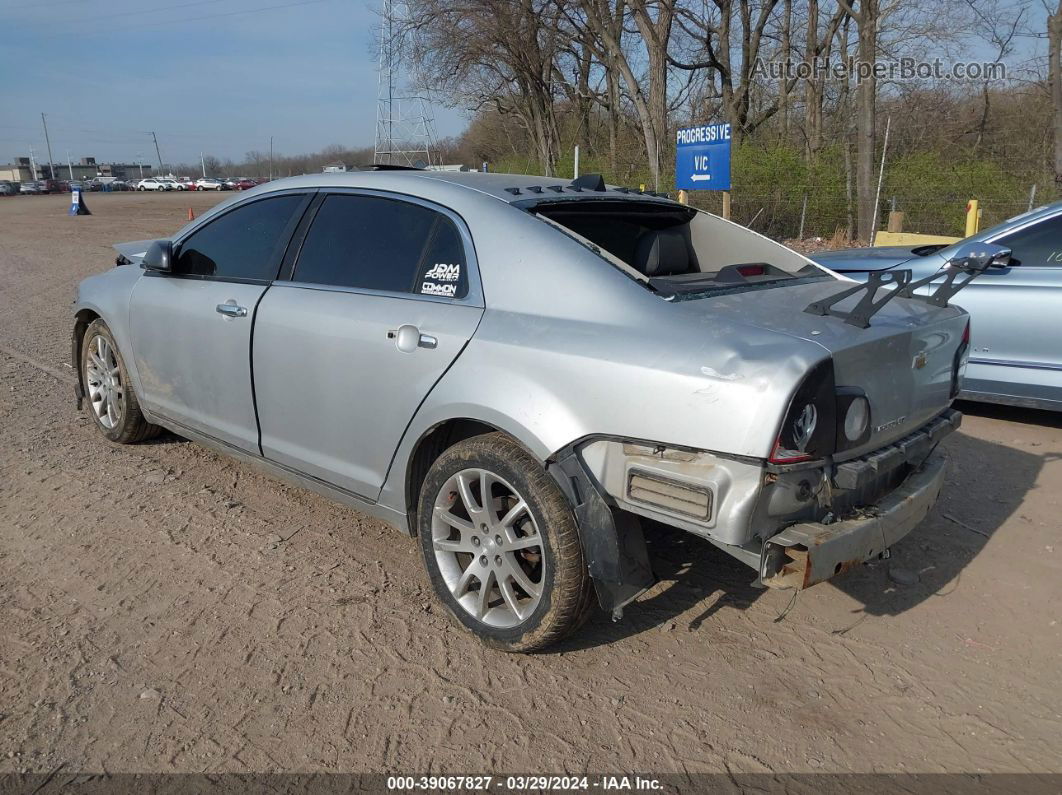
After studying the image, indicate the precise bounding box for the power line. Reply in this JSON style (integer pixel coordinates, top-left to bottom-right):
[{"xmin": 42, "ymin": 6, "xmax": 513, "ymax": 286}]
[
  {"xmin": 88, "ymin": 0, "xmax": 332, "ymax": 34},
  {"xmin": 62, "ymin": 0, "xmax": 234, "ymax": 25},
  {"xmin": 0, "ymin": 0, "xmax": 88, "ymax": 10}
]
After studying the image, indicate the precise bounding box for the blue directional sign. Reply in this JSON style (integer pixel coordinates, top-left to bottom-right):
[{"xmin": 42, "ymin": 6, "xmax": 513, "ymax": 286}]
[{"xmin": 675, "ymin": 123, "xmax": 731, "ymax": 191}]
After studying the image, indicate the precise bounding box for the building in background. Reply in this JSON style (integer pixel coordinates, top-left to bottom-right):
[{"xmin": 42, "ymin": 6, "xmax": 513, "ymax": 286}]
[{"xmin": 0, "ymin": 156, "xmax": 153, "ymax": 183}]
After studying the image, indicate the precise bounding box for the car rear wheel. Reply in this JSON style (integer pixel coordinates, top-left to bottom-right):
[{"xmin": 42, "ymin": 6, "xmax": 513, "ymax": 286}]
[
  {"xmin": 81, "ymin": 320, "xmax": 160, "ymax": 444},
  {"xmin": 417, "ymin": 433, "xmax": 594, "ymax": 652}
]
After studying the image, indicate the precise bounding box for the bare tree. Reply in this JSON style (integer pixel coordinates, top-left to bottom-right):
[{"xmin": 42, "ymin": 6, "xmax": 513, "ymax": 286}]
[
  {"xmin": 560, "ymin": 0, "xmax": 675, "ymax": 189},
  {"xmin": 1049, "ymin": 0, "xmax": 1062, "ymax": 184},
  {"xmin": 669, "ymin": 0, "xmax": 790, "ymax": 145},
  {"xmin": 402, "ymin": 0, "xmax": 566, "ymax": 175},
  {"xmin": 962, "ymin": 0, "xmax": 1029, "ymax": 150},
  {"xmin": 837, "ymin": 0, "xmax": 879, "ymax": 241},
  {"xmin": 803, "ymin": 0, "xmax": 849, "ymax": 159}
]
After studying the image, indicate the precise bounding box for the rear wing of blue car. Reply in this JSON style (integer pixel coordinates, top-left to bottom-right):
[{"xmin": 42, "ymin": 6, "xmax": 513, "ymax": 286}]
[{"xmin": 805, "ymin": 243, "xmax": 1012, "ymax": 328}]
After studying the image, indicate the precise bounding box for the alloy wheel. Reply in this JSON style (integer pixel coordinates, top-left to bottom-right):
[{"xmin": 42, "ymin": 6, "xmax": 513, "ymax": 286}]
[
  {"xmin": 85, "ymin": 335, "xmax": 123, "ymax": 429},
  {"xmin": 431, "ymin": 468, "xmax": 546, "ymax": 628}
]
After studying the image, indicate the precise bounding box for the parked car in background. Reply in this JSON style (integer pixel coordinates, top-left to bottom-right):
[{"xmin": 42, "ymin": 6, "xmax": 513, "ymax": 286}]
[
  {"xmin": 232, "ymin": 178, "xmax": 256, "ymax": 191},
  {"xmin": 72, "ymin": 170, "xmax": 987, "ymax": 651},
  {"xmin": 253, "ymin": 178, "xmax": 271, "ymax": 186},
  {"xmin": 0, "ymin": 181, "xmax": 17, "ymax": 196},
  {"xmin": 68, "ymin": 181, "xmax": 87, "ymax": 192},
  {"xmin": 195, "ymin": 178, "xmax": 226, "ymax": 191},
  {"xmin": 178, "ymin": 177, "xmax": 198, "ymax": 191},
  {"xmin": 811, "ymin": 201, "xmax": 1062, "ymax": 410},
  {"xmin": 159, "ymin": 178, "xmax": 183, "ymax": 191},
  {"xmin": 19, "ymin": 181, "xmax": 43, "ymax": 194},
  {"xmin": 136, "ymin": 178, "xmax": 171, "ymax": 191},
  {"xmin": 38, "ymin": 179, "xmax": 63, "ymax": 194}
]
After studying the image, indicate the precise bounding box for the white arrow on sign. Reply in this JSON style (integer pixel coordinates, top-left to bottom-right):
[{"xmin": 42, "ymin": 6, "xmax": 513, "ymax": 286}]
[{"xmin": 691, "ymin": 173, "xmax": 713, "ymax": 182}]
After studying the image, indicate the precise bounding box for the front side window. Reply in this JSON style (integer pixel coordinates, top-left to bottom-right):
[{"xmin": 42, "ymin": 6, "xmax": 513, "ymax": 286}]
[
  {"xmin": 292, "ymin": 194, "xmax": 469, "ymax": 298},
  {"xmin": 174, "ymin": 194, "xmax": 304, "ymax": 280},
  {"xmin": 994, "ymin": 215, "xmax": 1062, "ymax": 267}
]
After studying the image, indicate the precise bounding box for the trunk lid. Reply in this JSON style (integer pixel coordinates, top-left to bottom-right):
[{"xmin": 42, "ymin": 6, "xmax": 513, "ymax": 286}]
[{"xmin": 673, "ymin": 280, "xmax": 968, "ymax": 457}]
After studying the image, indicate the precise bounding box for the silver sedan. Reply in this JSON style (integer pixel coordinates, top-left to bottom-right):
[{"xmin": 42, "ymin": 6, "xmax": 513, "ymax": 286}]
[{"xmin": 73, "ymin": 170, "xmax": 978, "ymax": 651}]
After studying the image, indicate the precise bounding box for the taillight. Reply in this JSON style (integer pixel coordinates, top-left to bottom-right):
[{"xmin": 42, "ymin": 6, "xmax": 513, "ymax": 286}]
[
  {"xmin": 951, "ymin": 318, "xmax": 971, "ymax": 398},
  {"xmin": 769, "ymin": 360, "xmax": 837, "ymax": 464},
  {"xmin": 769, "ymin": 363, "xmax": 875, "ymax": 464}
]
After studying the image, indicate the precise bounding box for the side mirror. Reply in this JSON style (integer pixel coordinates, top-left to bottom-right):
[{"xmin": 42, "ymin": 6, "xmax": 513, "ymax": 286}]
[
  {"xmin": 143, "ymin": 240, "xmax": 173, "ymax": 272},
  {"xmin": 945, "ymin": 241, "xmax": 1012, "ymax": 273}
]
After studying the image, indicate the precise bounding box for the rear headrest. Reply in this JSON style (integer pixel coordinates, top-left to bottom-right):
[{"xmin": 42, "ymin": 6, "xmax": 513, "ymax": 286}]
[{"xmin": 634, "ymin": 228, "xmax": 695, "ymax": 276}]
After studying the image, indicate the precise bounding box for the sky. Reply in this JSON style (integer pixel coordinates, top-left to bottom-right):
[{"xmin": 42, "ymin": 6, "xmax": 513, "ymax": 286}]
[
  {"xmin": 0, "ymin": 0, "xmax": 1050, "ymax": 171},
  {"xmin": 0, "ymin": 0, "xmax": 468, "ymax": 169}
]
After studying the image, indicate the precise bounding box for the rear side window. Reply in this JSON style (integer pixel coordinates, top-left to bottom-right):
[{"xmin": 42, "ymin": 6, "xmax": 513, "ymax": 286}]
[
  {"xmin": 293, "ymin": 194, "xmax": 468, "ymax": 298},
  {"xmin": 175, "ymin": 194, "xmax": 304, "ymax": 280}
]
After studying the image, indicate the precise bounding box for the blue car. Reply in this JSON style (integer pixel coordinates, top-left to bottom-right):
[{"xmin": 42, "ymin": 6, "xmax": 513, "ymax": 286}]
[{"xmin": 811, "ymin": 202, "xmax": 1062, "ymax": 411}]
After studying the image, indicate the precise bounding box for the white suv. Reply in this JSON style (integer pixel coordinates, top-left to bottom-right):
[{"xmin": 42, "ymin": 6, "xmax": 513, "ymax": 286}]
[{"xmin": 136, "ymin": 178, "xmax": 171, "ymax": 191}]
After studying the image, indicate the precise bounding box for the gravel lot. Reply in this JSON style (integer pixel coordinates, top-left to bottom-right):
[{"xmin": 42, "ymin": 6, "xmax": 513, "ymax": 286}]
[{"xmin": 1, "ymin": 191, "xmax": 1060, "ymax": 776}]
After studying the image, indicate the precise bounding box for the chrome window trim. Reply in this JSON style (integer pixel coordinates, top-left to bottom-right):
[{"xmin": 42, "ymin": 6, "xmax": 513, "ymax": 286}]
[
  {"xmin": 968, "ymin": 356, "xmax": 1062, "ymax": 372},
  {"xmin": 284, "ymin": 186, "xmax": 485, "ymax": 308}
]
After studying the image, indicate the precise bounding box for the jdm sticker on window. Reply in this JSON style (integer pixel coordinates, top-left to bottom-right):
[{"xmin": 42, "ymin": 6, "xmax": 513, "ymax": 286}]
[{"xmin": 421, "ymin": 262, "xmax": 461, "ymax": 297}]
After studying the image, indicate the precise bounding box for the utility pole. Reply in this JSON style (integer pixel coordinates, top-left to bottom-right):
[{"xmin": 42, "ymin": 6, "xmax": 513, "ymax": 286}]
[
  {"xmin": 29, "ymin": 146, "xmax": 38, "ymax": 180},
  {"xmin": 136, "ymin": 153, "xmax": 144, "ymax": 179},
  {"xmin": 269, "ymin": 136, "xmax": 273, "ymax": 181},
  {"xmin": 200, "ymin": 151, "xmax": 206, "ymax": 178},
  {"xmin": 41, "ymin": 113, "xmax": 56, "ymax": 179},
  {"xmin": 67, "ymin": 150, "xmax": 74, "ymax": 180},
  {"xmin": 150, "ymin": 131, "xmax": 164, "ymax": 176}
]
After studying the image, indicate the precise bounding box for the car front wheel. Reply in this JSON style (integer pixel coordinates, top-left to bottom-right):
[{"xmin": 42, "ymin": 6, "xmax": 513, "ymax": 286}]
[
  {"xmin": 81, "ymin": 319, "xmax": 160, "ymax": 444},
  {"xmin": 418, "ymin": 433, "xmax": 594, "ymax": 652}
]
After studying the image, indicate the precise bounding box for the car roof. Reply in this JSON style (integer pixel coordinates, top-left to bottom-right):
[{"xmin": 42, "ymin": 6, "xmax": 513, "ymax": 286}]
[{"xmin": 253, "ymin": 169, "xmax": 678, "ymax": 208}]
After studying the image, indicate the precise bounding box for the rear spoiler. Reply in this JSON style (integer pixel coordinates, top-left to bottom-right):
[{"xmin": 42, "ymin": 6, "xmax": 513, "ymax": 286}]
[
  {"xmin": 112, "ymin": 239, "xmax": 157, "ymax": 267},
  {"xmin": 805, "ymin": 242, "xmax": 1013, "ymax": 328}
]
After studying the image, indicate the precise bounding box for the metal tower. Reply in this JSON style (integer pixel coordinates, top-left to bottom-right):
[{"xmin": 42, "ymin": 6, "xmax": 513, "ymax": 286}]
[{"xmin": 374, "ymin": 0, "xmax": 438, "ymax": 166}]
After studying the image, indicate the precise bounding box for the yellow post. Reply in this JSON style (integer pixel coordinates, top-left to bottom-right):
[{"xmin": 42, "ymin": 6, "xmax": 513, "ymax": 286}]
[
  {"xmin": 965, "ymin": 200, "xmax": 980, "ymax": 237},
  {"xmin": 677, "ymin": 189, "xmax": 689, "ymax": 205},
  {"xmin": 722, "ymin": 190, "xmax": 731, "ymax": 220}
]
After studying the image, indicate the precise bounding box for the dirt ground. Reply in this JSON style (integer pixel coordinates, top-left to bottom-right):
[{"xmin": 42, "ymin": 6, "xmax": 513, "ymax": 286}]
[{"xmin": 0, "ymin": 191, "xmax": 1060, "ymax": 777}]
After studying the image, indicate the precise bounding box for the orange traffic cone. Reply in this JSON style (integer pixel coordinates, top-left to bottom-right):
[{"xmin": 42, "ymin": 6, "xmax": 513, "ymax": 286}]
[{"xmin": 187, "ymin": 208, "xmax": 195, "ymax": 221}]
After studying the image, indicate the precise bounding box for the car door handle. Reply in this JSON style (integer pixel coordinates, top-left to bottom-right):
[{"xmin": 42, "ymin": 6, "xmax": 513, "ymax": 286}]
[
  {"xmin": 388, "ymin": 324, "xmax": 437, "ymax": 353},
  {"xmin": 216, "ymin": 302, "xmax": 248, "ymax": 318}
]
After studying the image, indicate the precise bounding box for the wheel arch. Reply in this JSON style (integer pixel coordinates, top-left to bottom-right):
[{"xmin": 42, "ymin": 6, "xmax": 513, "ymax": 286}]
[
  {"xmin": 402, "ymin": 417, "xmax": 516, "ymax": 537},
  {"xmin": 72, "ymin": 307, "xmax": 102, "ymax": 407}
]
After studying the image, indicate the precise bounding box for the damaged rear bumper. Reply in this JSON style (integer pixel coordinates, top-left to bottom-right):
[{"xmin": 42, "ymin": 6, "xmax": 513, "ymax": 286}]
[{"xmin": 759, "ymin": 451, "xmax": 947, "ymax": 589}]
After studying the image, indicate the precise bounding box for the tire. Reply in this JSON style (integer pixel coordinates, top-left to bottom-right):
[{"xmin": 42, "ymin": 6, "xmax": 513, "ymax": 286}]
[
  {"xmin": 417, "ymin": 432, "xmax": 594, "ymax": 652},
  {"xmin": 81, "ymin": 319, "xmax": 160, "ymax": 444}
]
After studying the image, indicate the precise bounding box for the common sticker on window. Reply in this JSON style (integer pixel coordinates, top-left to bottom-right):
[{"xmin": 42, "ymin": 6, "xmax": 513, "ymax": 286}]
[{"xmin": 421, "ymin": 262, "xmax": 461, "ymax": 296}]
